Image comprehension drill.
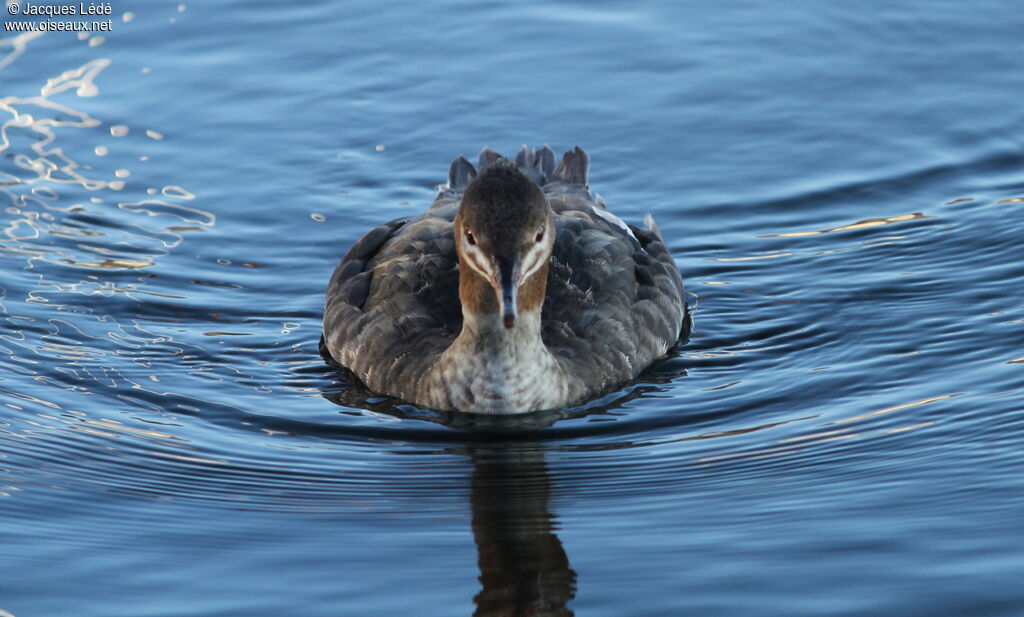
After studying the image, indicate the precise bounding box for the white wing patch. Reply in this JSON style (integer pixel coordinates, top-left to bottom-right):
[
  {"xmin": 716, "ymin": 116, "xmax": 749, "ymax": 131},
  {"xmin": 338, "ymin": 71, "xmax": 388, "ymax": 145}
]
[{"xmin": 591, "ymin": 203, "xmax": 637, "ymax": 242}]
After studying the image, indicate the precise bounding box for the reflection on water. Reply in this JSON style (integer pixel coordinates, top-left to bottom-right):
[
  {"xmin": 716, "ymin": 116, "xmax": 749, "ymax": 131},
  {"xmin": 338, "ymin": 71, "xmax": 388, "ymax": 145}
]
[
  {"xmin": 470, "ymin": 443, "xmax": 575, "ymax": 617},
  {"xmin": 761, "ymin": 212, "xmax": 931, "ymax": 238},
  {"xmin": 0, "ymin": 53, "xmax": 211, "ymax": 275},
  {"xmin": 0, "ymin": 32, "xmax": 45, "ymax": 71},
  {"xmin": 0, "ymin": 31, "xmax": 247, "ymax": 422},
  {"xmin": 1, "ymin": 36, "xmax": 206, "ymax": 225}
]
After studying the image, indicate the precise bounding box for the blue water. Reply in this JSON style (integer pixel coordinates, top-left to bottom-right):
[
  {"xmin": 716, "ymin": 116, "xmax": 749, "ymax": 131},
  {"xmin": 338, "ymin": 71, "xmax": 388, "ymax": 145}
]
[{"xmin": 2, "ymin": 1, "xmax": 1023, "ymax": 615}]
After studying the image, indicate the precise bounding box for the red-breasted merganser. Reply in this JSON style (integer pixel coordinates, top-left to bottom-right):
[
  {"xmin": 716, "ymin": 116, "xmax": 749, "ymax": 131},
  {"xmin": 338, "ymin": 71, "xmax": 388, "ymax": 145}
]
[{"xmin": 323, "ymin": 146, "xmax": 689, "ymax": 414}]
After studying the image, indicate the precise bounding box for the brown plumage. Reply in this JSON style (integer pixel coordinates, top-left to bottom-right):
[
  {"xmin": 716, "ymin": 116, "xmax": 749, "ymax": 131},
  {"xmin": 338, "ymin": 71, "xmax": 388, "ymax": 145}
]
[{"xmin": 322, "ymin": 146, "xmax": 690, "ymax": 414}]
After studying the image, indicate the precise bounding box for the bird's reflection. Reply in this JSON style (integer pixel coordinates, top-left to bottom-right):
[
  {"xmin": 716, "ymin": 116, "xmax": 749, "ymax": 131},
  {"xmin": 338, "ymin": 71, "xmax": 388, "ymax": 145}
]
[
  {"xmin": 468, "ymin": 441, "xmax": 576, "ymax": 617},
  {"xmin": 319, "ymin": 342, "xmax": 689, "ymax": 615}
]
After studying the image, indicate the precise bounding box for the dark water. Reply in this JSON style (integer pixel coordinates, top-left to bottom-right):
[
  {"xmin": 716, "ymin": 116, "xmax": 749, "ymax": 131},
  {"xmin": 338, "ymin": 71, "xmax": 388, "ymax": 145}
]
[{"xmin": 2, "ymin": 1, "xmax": 1023, "ymax": 615}]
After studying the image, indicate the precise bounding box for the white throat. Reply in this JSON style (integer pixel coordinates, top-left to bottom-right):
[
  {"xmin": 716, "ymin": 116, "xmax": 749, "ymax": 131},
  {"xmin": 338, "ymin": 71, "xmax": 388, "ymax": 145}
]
[{"xmin": 437, "ymin": 308, "xmax": 569, "ymax": 413}]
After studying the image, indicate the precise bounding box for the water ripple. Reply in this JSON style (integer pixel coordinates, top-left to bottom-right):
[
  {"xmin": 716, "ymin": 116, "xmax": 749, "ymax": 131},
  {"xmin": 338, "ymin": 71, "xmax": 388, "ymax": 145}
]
[{"xmin": 0, "ymin": 20, "xmax": 1023, "ymax": 617}]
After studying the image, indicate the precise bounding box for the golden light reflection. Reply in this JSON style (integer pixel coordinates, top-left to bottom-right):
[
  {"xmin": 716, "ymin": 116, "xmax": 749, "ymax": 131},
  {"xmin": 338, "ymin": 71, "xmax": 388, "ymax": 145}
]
[
  {"xmin": 60, "ymin": 258, "xmax": 153, "ymax": 269},
  {"xmin": 887, "ymin": 422, "xmax": 935, "ymax": 434},
  {"xmin": 695, "ymin": 394, "xmax": 954, "ymax": 467},
  {"xmin": 829, "ymin": 393, "xmax": 961, "ymax": 426},
  {"xmin": 760, "ymin": 212, "xmax": 930, "ymax": 238},
  {"xmin": 10, "ymin": 407, "xmax": 224, "ymax": 465},
  {"xmin": 80, "ymin": 418, "xmax": 181, "ymax": 441}
]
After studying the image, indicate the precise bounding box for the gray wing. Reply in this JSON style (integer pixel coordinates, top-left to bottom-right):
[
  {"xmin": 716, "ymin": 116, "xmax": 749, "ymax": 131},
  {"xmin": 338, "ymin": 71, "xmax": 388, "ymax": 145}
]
[
  {"xmin": 541, "ymin": 188, "xmax": 689, "ymax": 393},
  {"xmin": 322, "ymin": 199, "xmax": 461, "ymax": 399}
]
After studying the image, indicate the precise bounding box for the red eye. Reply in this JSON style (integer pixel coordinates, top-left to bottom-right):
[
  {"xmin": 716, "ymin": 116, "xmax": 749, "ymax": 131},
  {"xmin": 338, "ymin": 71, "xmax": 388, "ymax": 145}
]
[
  {"xmin": 465, "ymin": 230, "xmax": 476, "ymax": 246},
  {"xmin": 535, "ymin": 226, "xmax": 545, "ymax": 243}
]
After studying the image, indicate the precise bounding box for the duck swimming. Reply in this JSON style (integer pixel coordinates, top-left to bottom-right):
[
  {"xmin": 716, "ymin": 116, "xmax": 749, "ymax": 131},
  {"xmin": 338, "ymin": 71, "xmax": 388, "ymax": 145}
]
[{"xmin": 322, "ymin": 146, "xmax": 690, "ymax": 414}]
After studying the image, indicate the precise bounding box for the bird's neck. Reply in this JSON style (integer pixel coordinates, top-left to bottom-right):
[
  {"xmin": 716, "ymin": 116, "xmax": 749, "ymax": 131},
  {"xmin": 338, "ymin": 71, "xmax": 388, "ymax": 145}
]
[
  {"xmin": 428, "ymin": 253, "xmax": 565, "ymax": 413},
  {"xmin": 456, "ymin": 254, "xmax": 549, "ymax": 341},
  {"xmin": 440, "ymin": 259, "xmax": 565, "ymax": 412},
  {"xmin": 452, "ymin": 253, "xmax": 557, "ymax": 368}
]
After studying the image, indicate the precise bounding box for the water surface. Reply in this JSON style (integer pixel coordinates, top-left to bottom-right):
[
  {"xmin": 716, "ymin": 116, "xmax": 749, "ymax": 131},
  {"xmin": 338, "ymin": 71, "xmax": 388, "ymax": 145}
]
[{"xmin": 2, "ymin": 1, "xmax": 1023, "ymax": 616}]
